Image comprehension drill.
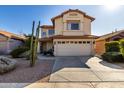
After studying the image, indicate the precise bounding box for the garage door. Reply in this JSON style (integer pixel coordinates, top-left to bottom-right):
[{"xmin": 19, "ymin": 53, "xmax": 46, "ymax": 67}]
[{"xmin": 54, "ymin": 40, "xmax": 92, "ymax": 56}]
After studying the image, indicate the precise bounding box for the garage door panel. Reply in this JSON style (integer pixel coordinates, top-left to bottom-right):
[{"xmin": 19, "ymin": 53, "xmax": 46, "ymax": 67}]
[{"xmin": 55, "ymin": 42, "xmax": 92, "ymax": 56}]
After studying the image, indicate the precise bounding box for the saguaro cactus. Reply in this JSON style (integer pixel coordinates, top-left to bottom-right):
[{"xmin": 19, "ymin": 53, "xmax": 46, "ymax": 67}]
[
  {"xmin": 33, "ymin": 21, "xmax": 40, "ymax": 66},
  {"xmin": 30, "ymin": 21, "xmax": 35, "ymax": 67},
  {"xmin": 35, "ymin": 21, "xmax": 40, "ymax": 54},
  {"xmin": 30, "ymin": 21, "xmax": 40, "ymax": 67}
]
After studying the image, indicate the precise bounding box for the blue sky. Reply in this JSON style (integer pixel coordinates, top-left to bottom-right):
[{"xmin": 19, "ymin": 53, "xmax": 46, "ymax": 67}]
[{"xmin": 0, "ymin": 5, "xmax": 124, "ymax": 36}]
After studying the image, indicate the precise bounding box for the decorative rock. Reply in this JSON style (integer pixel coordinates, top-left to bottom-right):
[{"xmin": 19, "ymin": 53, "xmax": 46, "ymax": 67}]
[{"xmin": 0, "ymin": 56, "xmax": 16, "ymax": 74}]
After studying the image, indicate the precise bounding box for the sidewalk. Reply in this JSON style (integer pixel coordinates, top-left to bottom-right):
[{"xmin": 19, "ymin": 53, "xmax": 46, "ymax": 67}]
[{"xmin": 25, "ymin": 82, "xmax": 124, "ymax": 88}]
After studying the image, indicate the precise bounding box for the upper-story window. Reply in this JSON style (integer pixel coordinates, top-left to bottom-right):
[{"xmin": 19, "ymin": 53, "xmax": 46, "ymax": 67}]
[
  {"xmin": 42, "ymin": 32, "xmax": 46, "ymax": 37},
  {"xmin": 67, "ymin": 21, "xmax": 80, "ymax": 30},
  {"xmin": 48, "ymin": 29, "xmax": 54, "ymax": 36}
]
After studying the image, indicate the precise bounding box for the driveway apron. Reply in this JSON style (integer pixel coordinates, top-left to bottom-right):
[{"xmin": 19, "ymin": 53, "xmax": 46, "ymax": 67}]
[{"xmin": 49, "ymin": 56, "xmax": 101, "ymax": 82}]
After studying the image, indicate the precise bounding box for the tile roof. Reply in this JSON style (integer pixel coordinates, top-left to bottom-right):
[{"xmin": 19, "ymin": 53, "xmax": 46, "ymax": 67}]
[
  {"xmin": 40, "ymin": 35, "xmax": 98, "ymax": 42},
  {"xmin": 40, "ymin": 25, "xmax": 54, "ymax": 29},
  {"xmin": 51, "ymin": 9, "xmax": 95, "ymax": 23},
  {"xmin": 96, "ymin": 30, "xmax": 124, "ymax": 41},
  {"xmin": 0, "ymin": 29, "xmax": 26, "ymax": 40}
]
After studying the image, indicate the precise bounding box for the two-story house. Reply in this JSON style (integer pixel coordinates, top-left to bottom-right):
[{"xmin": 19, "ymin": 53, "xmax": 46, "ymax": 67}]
[{"xmin": 39, "ymin": 9, "xmax": 96, "ymax": 56}]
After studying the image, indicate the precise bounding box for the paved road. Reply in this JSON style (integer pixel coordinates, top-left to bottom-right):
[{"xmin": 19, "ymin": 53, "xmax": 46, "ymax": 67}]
[{"xmin": 49, "ymin": 56, "xmax": 124, "ymax": 82}]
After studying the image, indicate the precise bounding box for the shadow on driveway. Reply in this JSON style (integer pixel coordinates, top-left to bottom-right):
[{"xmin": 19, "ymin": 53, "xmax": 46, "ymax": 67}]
[
  {"xmin": 51, "ymin": 56, "xmax": 90, "ymax": 72},
  {"xmin": 99, "ymin": 61, "xmax": 123, "ymax": 69}
]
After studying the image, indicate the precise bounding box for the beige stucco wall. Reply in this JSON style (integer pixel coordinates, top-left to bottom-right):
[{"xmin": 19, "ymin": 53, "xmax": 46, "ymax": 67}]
[
  {"xmin": 55, "ymin": 17, "xmax": 63, "ymax": 35},
  {"xmin": 41, "ymin": 28, "xmax": 54, "ymax": 38},
  {"xmin": 54, "ymin": 11, "xmax": 91, "ymax": 36},
  {"xmin": 83, "ymin": 17, "xmax": 91, "ymax": 35},
  {"xmin": 41, "ymin": 11, "xmax": 92, "ymax": 37},
  {"xmin": 62, "ymin": 31, "xmax": 84, "ymax": 36}
]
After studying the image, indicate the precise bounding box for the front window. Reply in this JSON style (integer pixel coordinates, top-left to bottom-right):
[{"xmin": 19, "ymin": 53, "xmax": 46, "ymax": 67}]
[
  {"xmin": 48, "ymin": 29, "xmax": 54, "ymax": 36},
  {"xmin": 42, "ymin": 32, "xmax": 46, "ymax": 37},
  {"xmin": 67, "ymin": 22, "xmax": 80, "ymax": 30}
]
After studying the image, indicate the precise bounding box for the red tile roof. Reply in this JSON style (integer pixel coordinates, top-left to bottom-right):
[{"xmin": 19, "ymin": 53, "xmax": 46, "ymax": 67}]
[
  {"xmin": 40, "ymin": 35, "xmax": 98, "ymax": 42},
  {"xmin": 96, "ymin": 30, "xmax": 124, "ymax": 41},
  {"xmin": 0, "ymin": 29, "xmax": 26, "ymax": 40},
  {"xmin": 51, "ymin": 9, "xmax": 95, "ymax": 23},
  {"xmin": 40, "ymin": 25, "xmax": 54, "ymax": 29}
]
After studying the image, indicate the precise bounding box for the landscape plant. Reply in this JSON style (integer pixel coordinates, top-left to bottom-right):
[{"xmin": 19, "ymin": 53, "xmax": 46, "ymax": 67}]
[
  {"xmin": 102, "ymin": 40, "xmax": 124, "ymax": 62},
  {"xmin": 10, "ymin": 46, "xmax": 29, "ymax": 58},
  {"xmin": 102, "ymin": 52, "xmax": 123, "ymax": 62},
  {"xmin": 30, "ymin": 21, "xmax": 40, "ymax": 67},
  {"xmin": 105, "ymin": 41, "xmax": 120, "ymax": 52},
  {"xmin": 120, "ymin": 39, "xmax": 124, "ymax": 57}
]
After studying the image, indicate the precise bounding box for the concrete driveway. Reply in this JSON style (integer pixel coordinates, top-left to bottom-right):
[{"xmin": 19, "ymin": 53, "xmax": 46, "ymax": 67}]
[{"xmin": 49, "ymin": 56, "xmax": 124, "ymax": 82}]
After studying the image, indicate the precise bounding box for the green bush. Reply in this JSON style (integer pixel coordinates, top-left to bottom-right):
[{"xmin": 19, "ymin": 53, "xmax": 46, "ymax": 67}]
[
  {"xmin": 19, "ymin": 50, "xmax": 31, "ymax": 60},
  {"xmin": 10, "ymin": 35, "xmax": 33, "ymax": 58},
  {"xmin": 24, "ymin": 37, "xmax": 32, "ymax": 48},
  {"xmin": 10, "ymin": 46, "xmax": 29, "ymax": 58},
  {"xmin": 102, "ymin": 52, "xmax": 124, "ymax": 62},
  {"xmin": 105, "ymin": 41, "xmax": 120, "ymax": 52},
  {"xmin": 120, "ymin": 39, "xmax": 124, "ymax": 57}
]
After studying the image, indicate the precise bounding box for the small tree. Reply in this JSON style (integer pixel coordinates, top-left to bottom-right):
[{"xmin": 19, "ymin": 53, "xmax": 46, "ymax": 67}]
[
  {"xmin": 120, "ymin": 39, "xmax": 124, "ymax": 57},
  {"xmin": 105, "ymin": 41, "xmax": 120, "ymax": 52}
]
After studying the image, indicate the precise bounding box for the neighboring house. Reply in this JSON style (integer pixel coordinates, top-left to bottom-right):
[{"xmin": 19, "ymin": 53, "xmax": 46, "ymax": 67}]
[
  {"xmin": 39, "ymin": 9, "xmax": 97, "ymax": 56},
  {"xmin": 95, "ymin": 30, "xmax": 124, "ymax": 55},
  {"xmin": 0, "ymin": 30, "xmax": 26, "ymax": 54}
]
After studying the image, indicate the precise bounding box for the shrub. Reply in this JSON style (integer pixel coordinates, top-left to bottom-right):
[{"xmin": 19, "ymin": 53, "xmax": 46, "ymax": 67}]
[
  {"xmin": 19, "ymin": 50, "xmax": 31, "ymax": 60},
  {"xmin": 102, "ymin": 52, "xmax": 124, "ymax": 62},
  {"xmin": 102, "ymin": 52, "xmax": 111, "ymax": 61},
  {"xmin": 120, "ymin": 39, "xmax": 124, "ymax": 57},
  {"xmin": 105, "ymin": 41, "xmax": 120, "ymax": 52},
  {"xmin": 10, "ymin": 46, "xmax": 29, "ymax": 58},
  {"xmin": 24, "ymin": 37, "xmax": 32, "ymax": 48},
  {"xmin": 10, "ymin": 35, "xmax": 32, "ymax": 58}
]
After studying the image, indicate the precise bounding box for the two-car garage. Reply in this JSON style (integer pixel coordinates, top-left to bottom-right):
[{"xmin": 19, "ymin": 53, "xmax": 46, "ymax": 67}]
[{"xmin": 54, "ymin": 39, "xmax": 94, "ymax": 56}]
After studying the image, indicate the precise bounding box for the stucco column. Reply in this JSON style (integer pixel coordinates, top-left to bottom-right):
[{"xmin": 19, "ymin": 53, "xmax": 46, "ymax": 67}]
[
  {"xmin": 63, "ymin": 22, "xmax": 67, "ymax": 31},
  {"xmin": 80, "ymin": 21, "xmax": 84, "ymax": 34},
  {"xmin": 91, "ymin": 39, "xmax": 95, "ymax": 55},
  {"xmin": 37, "ymin": 29, "xmax": 41, "ymax": 53},
  {"xmin": 46, "ymin": 29, "xmax": 49, "ymax": 37},
  {"xmin": 37, "ymin": 42, "xmax": 40, "ymax": 53}
]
